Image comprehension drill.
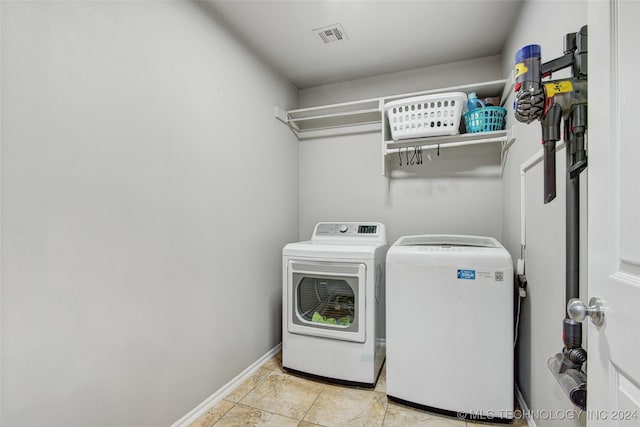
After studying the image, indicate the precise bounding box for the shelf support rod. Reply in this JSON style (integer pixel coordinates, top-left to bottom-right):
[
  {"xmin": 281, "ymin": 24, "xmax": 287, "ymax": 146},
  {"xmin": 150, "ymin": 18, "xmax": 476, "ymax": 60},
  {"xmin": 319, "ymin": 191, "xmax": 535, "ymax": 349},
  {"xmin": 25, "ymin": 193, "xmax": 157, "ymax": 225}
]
[
  {"xmin": 500, "ymin": 126, "xmax": 517, "ymax": 177},
  {"xmin": 287, "ymin": 108, "xmax": 380, "ymax": 123},
  {"xmin": 386, "ymin": 136, "xmax": 506, "ymax": 153}
]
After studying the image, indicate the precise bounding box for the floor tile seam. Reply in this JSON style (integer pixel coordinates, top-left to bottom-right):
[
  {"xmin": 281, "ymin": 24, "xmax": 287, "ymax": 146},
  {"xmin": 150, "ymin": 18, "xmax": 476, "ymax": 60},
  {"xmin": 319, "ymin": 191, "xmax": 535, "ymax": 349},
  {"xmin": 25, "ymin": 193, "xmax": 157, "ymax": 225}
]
[
  {"xmin": 234, "ymin": 402, "xmax": 303, "ymax": 425},
  {"xmin": 371, "ymin": 390, "xmax": 389, "ymax": 427},
  {"xmin": 300, "ymin": 419, "xmax": 329, "ymax": 427},
  {"xmin": 239, "ymin": 371, "xmax": 324, "ymax": 421},
  {"xmin": 351, "ymin": 403, "xmax": 386, "ymax": 427},
  {"xmin": 299, "ymin": 386, "xmax": 327, "ymax": 425},
  {"xmin": 380, "ymin": 391, "xmax": 391, "ymax": 427},
  {"xmin": 380, "ymin": 407, "xmax": 389, "ymax": 427},
  {"xmin": 297, "ymin": 420, "xmax": 328, "ymax": 427},
  {"xmin": 221, "ymin": 360, "xmax": 279, "ymax": 403},
  {"xmin": 354, "ymin": 389, "xmax": 387, "ymax": 426},
  {"xmin": 239, "ymin": 367, "xmax": 274, "ymax": 400},
  {"xmin": 209, "ymin": 400, "xmax": 237, "ymax": 427},
  {"xmin": 235, "ymin": 369, "xmax": 277, "ymax": 406},
  {"xmin": 303, "ymin": 386, "xmax": 386, "ymax": 427}
]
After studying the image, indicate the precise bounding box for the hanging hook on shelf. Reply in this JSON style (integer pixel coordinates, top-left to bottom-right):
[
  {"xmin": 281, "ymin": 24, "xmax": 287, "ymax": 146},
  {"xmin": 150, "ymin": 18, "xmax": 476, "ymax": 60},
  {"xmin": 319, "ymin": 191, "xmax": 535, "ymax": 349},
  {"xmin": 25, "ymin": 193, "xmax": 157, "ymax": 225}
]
[
  {"xmin": 437, "ymin": 144, "xmax": 440, "ymax": 157},
  {"xmin": 398, "ymin": 148, "xmax": 403, "ymax": 166}
]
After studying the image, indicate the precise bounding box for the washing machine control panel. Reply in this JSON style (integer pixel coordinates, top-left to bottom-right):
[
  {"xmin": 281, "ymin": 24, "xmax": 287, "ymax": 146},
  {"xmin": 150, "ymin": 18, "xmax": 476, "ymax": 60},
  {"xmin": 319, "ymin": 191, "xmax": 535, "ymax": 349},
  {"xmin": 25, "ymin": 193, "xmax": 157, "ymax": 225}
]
[{"xmin": 313, "ymin": 223, "xmax": 382, "ymax": 239}]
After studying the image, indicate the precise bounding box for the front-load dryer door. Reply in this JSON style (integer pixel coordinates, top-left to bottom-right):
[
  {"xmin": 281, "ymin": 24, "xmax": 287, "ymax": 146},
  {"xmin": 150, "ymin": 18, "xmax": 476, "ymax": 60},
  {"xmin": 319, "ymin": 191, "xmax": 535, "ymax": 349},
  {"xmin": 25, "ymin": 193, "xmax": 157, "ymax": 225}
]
[{"xmin": 287, "ymin": 260, "xmax": 366, "ymax": 343}]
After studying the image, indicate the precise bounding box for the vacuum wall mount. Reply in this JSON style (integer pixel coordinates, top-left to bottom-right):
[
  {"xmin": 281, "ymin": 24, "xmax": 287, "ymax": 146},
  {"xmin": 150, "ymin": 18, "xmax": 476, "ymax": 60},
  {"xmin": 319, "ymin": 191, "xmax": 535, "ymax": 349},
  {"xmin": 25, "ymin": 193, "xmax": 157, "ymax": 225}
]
[{"xmin": 513, "ymin": 25, "xmax": 589, "ymax": 411}]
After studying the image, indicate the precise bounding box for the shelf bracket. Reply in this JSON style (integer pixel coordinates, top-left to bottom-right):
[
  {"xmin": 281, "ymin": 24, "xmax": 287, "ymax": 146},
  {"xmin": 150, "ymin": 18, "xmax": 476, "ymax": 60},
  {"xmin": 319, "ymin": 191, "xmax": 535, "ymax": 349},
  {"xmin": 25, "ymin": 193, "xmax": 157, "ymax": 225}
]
[
  {"xmin": 274, "ymin": 105, "xmax": 301, "ymax": 135},
  {"xmin": 274, "ymin": 105, "xmax": 288, "ymax": 125},
  {"xmin": 500, "ymin": 126, "xmax": 517, "ymax": 178}
]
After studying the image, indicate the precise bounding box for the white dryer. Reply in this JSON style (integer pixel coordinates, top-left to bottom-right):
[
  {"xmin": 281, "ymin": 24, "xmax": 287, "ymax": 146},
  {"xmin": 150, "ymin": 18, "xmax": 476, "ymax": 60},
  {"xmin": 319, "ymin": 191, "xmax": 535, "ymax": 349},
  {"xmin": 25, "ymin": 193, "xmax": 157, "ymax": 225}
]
[
  {"xmin": 282, "ymin": 222, "xmax": 387, "ymax": 387},
  {"xmin": 386, "ymin": 234, "xmax": 513, "ymax": 421}
]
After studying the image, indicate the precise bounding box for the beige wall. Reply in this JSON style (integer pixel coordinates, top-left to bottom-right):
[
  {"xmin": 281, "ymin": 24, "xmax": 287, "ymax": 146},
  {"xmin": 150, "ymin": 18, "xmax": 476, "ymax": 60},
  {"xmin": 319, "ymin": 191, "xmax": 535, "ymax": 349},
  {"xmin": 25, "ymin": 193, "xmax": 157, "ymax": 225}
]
[{"xmin": 0, "ymin": 2, "xmax": 298, "ymax": 426}]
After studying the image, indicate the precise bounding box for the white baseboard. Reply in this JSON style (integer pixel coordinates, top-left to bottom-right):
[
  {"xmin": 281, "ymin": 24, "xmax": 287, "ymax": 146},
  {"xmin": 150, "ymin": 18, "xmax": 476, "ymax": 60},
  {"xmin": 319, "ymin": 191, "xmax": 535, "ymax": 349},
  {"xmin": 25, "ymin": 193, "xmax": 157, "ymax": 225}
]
[
  {"xmin": 171, "ymin": 343, "xmax": 282, "ymax": 427},
  {"xmin": 515, "ymin": 383, "xmax": 537, "ymax": 427}
]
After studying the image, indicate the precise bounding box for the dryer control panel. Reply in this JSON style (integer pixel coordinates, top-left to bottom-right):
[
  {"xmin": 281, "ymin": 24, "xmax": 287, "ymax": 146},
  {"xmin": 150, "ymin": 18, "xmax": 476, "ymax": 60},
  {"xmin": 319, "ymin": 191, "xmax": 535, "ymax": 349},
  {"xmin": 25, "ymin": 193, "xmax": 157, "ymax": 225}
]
[{"xmin": 312, "ymin": 222, "xmax": 386, "ymax": 242}]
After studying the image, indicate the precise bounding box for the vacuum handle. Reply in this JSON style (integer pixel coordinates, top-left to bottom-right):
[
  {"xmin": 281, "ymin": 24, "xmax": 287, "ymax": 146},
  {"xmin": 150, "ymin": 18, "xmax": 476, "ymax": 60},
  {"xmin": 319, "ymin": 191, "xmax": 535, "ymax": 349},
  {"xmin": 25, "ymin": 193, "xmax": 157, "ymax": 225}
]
[
  {"xmin": 541, "ymin": 104, "xmax": 563, "ymax": 204},
  {"xmin": 543, "ymin": 141, "xmax": 557, "ymax": 204}
]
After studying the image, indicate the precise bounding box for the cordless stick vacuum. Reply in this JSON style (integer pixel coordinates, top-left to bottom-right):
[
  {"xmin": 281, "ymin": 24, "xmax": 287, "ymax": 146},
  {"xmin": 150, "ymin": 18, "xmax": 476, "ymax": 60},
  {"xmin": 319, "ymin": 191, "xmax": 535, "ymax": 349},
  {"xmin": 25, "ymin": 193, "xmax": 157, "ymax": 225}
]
[
  {"xmin": 513, "ymin": 26, "xmax": 588, "ymax": 410},
  {"xmin": 514, "ymin": 26, "xmax": 587, "ymax": 203}
]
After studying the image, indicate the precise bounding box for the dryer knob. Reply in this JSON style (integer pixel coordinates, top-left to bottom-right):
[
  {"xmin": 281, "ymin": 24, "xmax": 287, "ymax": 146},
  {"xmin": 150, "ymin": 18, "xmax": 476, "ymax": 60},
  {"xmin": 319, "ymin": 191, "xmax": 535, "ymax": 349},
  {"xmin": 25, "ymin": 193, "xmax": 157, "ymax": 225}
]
[{"xmin": 339, "ymin": 225, "xmax": 349, "ymax": 233}]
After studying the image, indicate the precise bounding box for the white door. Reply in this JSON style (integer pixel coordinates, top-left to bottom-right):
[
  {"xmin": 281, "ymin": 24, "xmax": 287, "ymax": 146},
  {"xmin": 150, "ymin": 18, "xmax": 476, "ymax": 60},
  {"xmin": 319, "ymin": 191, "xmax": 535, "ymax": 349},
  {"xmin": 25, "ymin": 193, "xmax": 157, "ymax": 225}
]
[{"xmin": 587, "ymin": 0, "xmax": 640, "ymax": 424}]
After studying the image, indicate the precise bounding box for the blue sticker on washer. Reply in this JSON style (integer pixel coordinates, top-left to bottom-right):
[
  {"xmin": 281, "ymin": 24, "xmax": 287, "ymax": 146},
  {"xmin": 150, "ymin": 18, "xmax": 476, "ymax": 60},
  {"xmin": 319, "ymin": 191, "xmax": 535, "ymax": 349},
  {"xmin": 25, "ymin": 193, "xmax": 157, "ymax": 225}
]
[{"xmin": 457, "ymin": 269, "xmax": 476, "ymax": 280}]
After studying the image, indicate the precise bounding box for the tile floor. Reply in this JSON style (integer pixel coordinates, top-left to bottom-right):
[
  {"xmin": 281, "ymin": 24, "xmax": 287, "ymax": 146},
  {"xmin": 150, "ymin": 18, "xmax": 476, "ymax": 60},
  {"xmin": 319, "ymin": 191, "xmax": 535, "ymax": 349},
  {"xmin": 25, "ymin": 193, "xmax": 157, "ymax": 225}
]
[{"xmin": 190, "ymin": 352, "xmax": 528, "ymax": 427}]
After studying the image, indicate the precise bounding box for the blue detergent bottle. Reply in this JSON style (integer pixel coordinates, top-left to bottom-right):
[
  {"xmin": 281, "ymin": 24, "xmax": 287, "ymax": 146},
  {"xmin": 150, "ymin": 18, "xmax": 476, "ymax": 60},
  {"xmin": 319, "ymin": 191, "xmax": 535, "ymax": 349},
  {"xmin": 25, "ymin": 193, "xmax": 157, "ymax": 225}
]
[{"xmin": 467, "ymin": 92, "xmax": 485, "ymax": 111}]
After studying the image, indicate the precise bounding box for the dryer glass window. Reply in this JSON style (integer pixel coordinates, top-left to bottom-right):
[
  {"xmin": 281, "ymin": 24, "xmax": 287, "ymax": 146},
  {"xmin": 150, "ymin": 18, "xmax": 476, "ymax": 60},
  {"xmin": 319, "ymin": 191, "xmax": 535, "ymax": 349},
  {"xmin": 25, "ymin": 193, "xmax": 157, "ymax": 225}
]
[{"xmin": 297, "ymin": 277, "xmax": 355, "ymax": 327}]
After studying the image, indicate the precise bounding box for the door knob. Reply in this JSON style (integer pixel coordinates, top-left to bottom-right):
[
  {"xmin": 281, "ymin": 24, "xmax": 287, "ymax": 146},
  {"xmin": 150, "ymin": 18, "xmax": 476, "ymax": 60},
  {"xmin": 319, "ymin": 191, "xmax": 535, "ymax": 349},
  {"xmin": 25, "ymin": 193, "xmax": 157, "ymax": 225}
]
[{"xmin": 567, "ymin": 297, "xmax": 605, "ymax": 327}]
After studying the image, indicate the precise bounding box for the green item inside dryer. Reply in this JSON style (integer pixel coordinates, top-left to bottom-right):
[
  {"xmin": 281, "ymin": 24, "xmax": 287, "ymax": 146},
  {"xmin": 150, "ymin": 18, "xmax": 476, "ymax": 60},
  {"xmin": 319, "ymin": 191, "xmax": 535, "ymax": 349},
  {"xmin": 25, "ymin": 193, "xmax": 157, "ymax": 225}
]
[{"xmin": 312, "ymin": 311, "xmax": 350, "ymax": 326}]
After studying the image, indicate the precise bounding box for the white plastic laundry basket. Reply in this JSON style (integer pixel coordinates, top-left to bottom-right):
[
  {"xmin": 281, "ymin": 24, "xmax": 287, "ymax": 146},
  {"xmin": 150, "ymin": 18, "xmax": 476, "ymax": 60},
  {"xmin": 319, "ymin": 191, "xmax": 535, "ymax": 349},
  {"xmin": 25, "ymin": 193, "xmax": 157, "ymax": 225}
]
[{"xmin": 384, "ymin": 92, "xmax": 467, "ymax": 140}]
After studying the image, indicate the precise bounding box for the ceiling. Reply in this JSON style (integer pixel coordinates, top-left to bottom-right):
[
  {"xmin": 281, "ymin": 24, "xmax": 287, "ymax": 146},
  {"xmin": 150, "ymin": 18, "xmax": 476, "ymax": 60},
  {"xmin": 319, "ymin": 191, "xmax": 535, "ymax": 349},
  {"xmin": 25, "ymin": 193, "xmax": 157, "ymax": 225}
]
[{"xmin": 206, "ymin": 0, "xmax": 524, "ymax": 89}]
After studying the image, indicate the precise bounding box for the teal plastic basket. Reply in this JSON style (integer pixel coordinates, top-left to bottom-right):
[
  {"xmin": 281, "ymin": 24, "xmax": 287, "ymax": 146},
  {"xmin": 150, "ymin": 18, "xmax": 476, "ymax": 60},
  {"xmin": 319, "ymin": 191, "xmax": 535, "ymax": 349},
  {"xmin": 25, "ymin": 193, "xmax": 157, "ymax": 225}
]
[{"xmin": 463, "ymin": 106, "xmax": 506, "ymax": 133}]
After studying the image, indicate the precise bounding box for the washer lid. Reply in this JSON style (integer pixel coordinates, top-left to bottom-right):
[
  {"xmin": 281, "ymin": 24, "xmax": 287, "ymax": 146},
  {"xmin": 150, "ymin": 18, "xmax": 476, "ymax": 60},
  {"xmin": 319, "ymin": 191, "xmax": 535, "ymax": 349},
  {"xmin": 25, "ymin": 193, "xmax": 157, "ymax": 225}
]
[{"xmin": 393, "ymin": 234, "xmax": 501, "ymax": 248}]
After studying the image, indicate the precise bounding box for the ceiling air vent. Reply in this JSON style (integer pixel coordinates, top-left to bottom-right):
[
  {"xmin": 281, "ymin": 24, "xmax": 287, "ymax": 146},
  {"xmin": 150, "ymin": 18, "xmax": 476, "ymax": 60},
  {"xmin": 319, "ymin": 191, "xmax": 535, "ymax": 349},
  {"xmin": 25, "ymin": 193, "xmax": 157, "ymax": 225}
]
[{"xmin": 313, "ymin": 23, "xmax": 347, "ymax": 44}]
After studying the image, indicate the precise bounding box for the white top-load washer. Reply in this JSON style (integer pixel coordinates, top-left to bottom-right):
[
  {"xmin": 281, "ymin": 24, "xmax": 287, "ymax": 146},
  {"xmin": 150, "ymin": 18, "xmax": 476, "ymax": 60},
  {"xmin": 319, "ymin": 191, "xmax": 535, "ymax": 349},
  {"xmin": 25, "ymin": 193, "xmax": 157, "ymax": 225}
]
[
  {"xmin": 282, "ymin": 222, "xmax": 387, "ymax": 387},
  {"xmin": 386, "ymin": 234, "xmax": 514, "ymax": 421}
]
